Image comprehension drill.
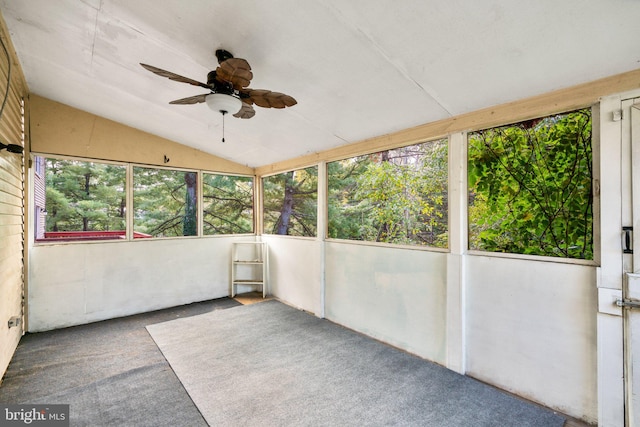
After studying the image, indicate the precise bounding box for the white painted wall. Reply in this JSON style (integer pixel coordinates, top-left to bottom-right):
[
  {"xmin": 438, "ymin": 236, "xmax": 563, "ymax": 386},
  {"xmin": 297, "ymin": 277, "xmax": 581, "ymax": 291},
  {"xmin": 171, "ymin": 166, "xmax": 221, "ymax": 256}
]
[
  {"xmin": 465, "ymin": 255, "xmax": 598, "ymax": 423},
  {"xmin": 28, "ymin": 236, "xmax": 252, "ymax": 331},
  {"xmin": 318, "ymin": 240, "xmax": 598, "ymax": 422},
  {"xmin": 324, "ymin": 241, "xmax": 448, "ymax": 364},
  {"xmin": 261, "ymin": 235, "xmax": 322, "ymax": 315}
]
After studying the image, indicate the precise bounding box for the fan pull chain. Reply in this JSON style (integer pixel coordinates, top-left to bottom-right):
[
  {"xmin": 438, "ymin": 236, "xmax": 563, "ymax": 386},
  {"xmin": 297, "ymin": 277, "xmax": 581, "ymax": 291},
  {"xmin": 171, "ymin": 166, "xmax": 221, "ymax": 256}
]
[{"xmin": 221, "ymin": 110, "xmax": 227, "ymax": 143}]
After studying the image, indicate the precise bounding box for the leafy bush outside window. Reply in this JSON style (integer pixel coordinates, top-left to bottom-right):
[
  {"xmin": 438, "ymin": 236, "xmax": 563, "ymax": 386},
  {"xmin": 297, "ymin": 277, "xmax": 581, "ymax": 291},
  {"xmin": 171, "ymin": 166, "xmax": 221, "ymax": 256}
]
[
  {"xmin": 328, "ymin": 139, "xmax": 448, "ymax": 247},
  {"xmin": 467, "ymin": 108, "xmax": 593, "ymax": 259},
  {"xmin": 203, "ymin": 173, "xmax": 254, "ymax": 235},
  {"xmin": 133, "ymin": 166, "xmax": 198, "ymax": 238},
  {"xmin": 40, "ymin": 158, "xmax": 126, "ymax": 240},
  {"xmin": 262, "ymin": 166, "xmax": 317, "ymax": 237}
]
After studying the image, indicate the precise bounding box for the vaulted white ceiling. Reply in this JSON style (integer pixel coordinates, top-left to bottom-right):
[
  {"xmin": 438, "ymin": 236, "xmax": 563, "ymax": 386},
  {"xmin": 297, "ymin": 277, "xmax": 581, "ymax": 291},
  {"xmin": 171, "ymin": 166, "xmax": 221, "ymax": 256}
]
[{"xmin": 1, "ymin": 0, "xmax": 639, "ymax": 167}]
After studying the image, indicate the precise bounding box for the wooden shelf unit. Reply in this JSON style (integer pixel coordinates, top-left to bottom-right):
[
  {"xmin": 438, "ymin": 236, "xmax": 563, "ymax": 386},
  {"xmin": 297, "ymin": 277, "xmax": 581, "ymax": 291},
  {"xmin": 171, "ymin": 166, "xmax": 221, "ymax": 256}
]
[{"xmin": 231, "ymin": 242, "xmax": 268, "ymax": 298}]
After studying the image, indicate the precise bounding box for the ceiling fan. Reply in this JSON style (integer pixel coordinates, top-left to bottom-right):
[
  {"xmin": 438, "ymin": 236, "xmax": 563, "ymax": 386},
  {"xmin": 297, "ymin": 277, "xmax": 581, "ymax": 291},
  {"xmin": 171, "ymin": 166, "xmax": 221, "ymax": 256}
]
[{"xmin": 140, "ymin": 49, "xmax": 297, "ymax": 121}]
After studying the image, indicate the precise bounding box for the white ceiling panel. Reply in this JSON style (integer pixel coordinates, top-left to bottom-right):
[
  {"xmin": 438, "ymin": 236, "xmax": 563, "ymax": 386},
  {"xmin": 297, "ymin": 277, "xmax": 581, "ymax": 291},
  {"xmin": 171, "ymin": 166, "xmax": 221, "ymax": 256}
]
[{"xmin": 1, "ymin": 0, "xmax": 639, "ymax": 167}]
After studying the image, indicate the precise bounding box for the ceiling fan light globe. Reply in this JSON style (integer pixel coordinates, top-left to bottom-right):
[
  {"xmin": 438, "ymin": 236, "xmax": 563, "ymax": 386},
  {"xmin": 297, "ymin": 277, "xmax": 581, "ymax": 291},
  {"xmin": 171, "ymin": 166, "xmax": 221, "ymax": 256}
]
[{"xmin": 206, "ymin": 93, "xmax": 242, "ymax": 115}]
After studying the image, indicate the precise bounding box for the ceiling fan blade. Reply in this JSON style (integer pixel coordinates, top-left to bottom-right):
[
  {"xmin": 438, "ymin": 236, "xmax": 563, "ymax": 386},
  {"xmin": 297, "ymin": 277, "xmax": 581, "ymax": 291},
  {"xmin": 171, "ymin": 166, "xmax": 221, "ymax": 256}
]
[
  {"xmin": 169, "ymin": 94, "xmax": 208, "ymax": 105},
  {"xmin": 233, "ymin": 103, "xmax": 256, "ymax": 119},
  {"xmin": 140, "ymin": 63, "xmax": 210, "ymax": 89},
  {"xmin": 216, "ymin": 58, "xmax": 253, "ymax": 89},
  {"xmin": 242, "ymin": 89, "xmax": 297, "ymax": 109}
]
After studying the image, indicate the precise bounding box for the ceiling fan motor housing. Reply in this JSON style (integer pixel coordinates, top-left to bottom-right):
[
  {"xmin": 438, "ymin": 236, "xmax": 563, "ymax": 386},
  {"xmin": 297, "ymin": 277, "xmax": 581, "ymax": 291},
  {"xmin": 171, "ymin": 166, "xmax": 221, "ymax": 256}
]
[{"xmin": 207, "ymin": 71, "xmax": 234, "ymax": 94}]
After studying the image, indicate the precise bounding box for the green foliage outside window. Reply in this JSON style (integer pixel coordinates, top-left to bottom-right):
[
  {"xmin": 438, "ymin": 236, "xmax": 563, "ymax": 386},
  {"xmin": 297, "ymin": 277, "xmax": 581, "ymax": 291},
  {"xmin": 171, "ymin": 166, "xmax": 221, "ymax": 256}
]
[
  {"xmin": 45, "ymin": 158, "xmax": 126, "ymax": 233},
  {"xmin": 263, "ymin": 167, "xmax": 317, "ymax": 237},
  {"xmin": 468, "ymin": 108, "xmax": 593, "ymax": 259},
  {"xmin": 133, "ymin": 166, "xmax": 198, "ymax": 238},
  {"xmin": 41, "ymin": 158, "xmax": 256, "ymax": 241},
  {"xmin": 328, "ymin": 139, "xmax": 448, "ymax": 247},
  {"xmin": 203, "ymin": 173, "xmax": 254, "ymax": 235}
]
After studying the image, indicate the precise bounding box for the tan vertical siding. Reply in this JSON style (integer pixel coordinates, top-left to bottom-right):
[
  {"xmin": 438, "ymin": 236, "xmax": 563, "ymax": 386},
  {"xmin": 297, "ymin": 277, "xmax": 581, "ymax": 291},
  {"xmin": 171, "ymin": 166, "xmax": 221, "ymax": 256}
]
[{"xmin": 0, "ymin": 11, "xmax": 28, "ymax": 381}]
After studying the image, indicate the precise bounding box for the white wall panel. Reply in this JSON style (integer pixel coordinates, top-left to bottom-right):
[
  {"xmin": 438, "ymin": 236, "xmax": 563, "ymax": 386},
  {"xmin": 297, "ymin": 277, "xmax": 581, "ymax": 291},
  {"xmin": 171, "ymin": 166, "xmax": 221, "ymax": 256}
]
[
  {"xmin": 324, "ymin": 241, "xmax": 448, "ymax": 363},
  {"xmin": 262, "ymin": 235, "xmax": 322, "ymax": 315},
  {"xmin": 28, "ymin": 236, "xmax": 246, "ymax": 331},
  {"xmin": 465, "ymin": 255, "xmax": 597, "ymax": 423}
]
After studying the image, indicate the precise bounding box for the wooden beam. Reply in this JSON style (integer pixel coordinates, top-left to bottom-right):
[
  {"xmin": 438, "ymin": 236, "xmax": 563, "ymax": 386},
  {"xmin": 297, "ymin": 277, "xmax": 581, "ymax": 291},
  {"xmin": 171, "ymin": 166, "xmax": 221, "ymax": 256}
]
[{"xmin": 257, "ymin": 68, "xmax": 640, "ymax": 176}]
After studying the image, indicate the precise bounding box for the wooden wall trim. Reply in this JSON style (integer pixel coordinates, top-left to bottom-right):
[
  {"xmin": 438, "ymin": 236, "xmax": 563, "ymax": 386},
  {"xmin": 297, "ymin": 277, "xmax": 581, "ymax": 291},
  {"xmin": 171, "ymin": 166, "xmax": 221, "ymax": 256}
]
[{"xmin": 256, "ymin": 68, "xmax": 640, "ymax": 176}]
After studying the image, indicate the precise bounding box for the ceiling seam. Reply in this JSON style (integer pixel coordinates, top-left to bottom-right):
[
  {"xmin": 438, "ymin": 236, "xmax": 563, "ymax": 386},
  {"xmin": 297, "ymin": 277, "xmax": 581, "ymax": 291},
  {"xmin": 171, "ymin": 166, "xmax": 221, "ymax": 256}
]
[
  {"xmin": 88, "ymin": 1, "xmax": 101, "ymax": 70},
  {"xmin": 318, "ymin": 0, "xmax": 453, "ymax": 117},
  {"xmin": 352, "ymin": 26, "xmax": 453, "ymax": 117}
]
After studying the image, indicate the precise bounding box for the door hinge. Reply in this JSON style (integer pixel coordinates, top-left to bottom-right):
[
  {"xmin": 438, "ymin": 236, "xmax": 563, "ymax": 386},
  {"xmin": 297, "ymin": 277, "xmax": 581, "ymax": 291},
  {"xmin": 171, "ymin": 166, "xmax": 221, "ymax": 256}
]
[
  {"xmin": 613, "ymin": 109, "xmax": 624, "ymax": 121},
  {"xmin": 624, "ymin": 226, "xmax": 633, "ymax": 254},
  {"xmin": 617, "ymin": 299, "xmax": 640, "ymax": 309}
]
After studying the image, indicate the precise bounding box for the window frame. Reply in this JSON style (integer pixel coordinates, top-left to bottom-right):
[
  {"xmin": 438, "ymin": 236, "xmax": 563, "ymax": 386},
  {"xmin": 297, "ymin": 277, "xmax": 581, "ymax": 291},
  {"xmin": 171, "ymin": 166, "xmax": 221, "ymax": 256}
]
[
  {"xmin": 201, "ymin": 171, "xmax": 255, "ymax": 236},
  {"xmin": 33, "ymin": 102, "xmax": 600, "ymax": 266},
  {"xmin": 34, "ymin": 154, "xmax": 128, "ymax": 243},
  {"xmin": 33, "ymin": 153, "xmax": 256, "ymax": 245},
  {"xmin": 325, "ymin": 138, "xmax": 449, "ymax": 249},
  {"xmin": 132, "ymin": 164, "xmax": 205, "ymax": 240},
  {"xmin": 261, "ymin": 165, "xmax": 319, "ymax": 239},
  {"xmin": 465, "ymin": 106, "xmax": 599, "ymax": 265}
]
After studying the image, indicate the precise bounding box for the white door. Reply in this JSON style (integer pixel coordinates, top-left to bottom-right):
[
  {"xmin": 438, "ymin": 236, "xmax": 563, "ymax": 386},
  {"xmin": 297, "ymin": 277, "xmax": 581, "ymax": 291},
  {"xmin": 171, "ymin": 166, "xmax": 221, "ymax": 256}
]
[{"xmin": 622, "ymin": 99, "xmax": 640, "ymax": 426}]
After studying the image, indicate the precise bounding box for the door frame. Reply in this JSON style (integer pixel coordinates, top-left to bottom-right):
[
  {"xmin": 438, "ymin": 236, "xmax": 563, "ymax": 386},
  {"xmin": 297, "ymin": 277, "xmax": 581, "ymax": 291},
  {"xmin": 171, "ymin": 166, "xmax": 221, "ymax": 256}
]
[
  {"xmin": 598, "ymin": 91, "xmax": 640, "ymax": 427},
  {"xmin": 622, "ymin": 101, "xmax": 640, "ymax": 426}
]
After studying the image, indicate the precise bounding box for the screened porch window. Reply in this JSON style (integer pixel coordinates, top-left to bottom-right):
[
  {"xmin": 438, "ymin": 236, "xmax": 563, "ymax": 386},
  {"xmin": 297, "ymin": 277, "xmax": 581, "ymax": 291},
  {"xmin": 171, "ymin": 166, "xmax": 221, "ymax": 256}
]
[
  {"xmin": 203, "ymin": 173, "xmax": 254, "ymax": 235},
  {"xmin": 467, "ymin": 108, "xmax": 593, "ymax": 259},
  {"xmin": 327, "ymin": 139, "xmax": 448, "ymax": 248},
  {"xmin": 262, "ymin": 166, "xmax": 318, "ymax": 237},
  {"xmin": 133, "ymin": 166, "xmax": 198, "ymax": 238},
  {"xmin": 35, "ymin": 157, "xmax": 127, "ymax": 242},
  {"xmin": 35, "ymin": 156, "xmax": 255, "ymax": 242}
]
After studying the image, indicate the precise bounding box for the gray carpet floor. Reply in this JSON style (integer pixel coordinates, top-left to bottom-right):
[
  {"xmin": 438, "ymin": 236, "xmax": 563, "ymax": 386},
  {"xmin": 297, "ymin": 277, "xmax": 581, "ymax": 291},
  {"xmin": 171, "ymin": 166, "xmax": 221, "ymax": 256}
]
[
  {"xmin": 0, "ymin": 298, "xmax": 240, "ymax": 426},
  {"xmin": 147, "ymin": 300, "xmax": 566, "ymax": 427}
]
